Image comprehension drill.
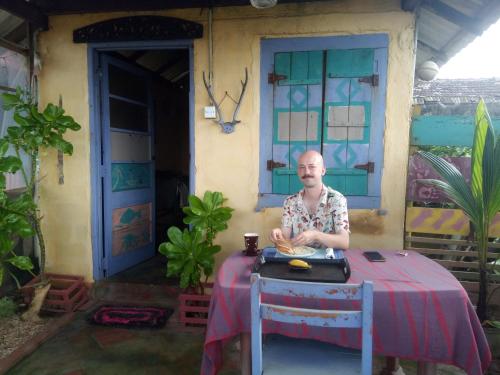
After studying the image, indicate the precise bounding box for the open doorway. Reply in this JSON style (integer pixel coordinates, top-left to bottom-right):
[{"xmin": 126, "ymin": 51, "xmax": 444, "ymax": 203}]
[{"xmin": 92, "ymin": 47, "xmax": 191, "ymax": 282}]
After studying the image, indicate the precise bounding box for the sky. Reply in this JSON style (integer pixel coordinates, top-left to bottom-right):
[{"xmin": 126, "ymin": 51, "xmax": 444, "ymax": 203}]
[{"xmin": 437, "ymin": 17, "xmax": 500, "ymax": 79}]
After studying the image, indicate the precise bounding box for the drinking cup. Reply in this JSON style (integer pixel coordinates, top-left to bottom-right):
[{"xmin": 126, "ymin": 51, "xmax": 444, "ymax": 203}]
[{"xmin": 244, "ymin": 233, "xmax": 259, "ymax": 256}]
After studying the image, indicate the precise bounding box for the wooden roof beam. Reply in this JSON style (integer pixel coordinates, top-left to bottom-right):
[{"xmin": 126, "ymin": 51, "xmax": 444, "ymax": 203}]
[
  {"xmin": 32, "ymin": 0, "xmax": 328, "ymax": 15},
  {"xmin": 0, "ymin": 0, "xmax": 48, "ymax": 30},
  {"xmin": 417, "ymin": 40, "xmax": 449, "ymax": 65},
  {"xmin": 0, "ymin": 37, "xmax": 29, "ymax": 55},
  {"xmin": 156, "ymin": 56, "xmax": 188, "ymax": 75},
  {"xmin": 422, "ymin": 0, "xmax": 484, "ymax": 36},
  {"xmin": 401, "ymin": 0, "xmax": 423, "ymax": 12}
]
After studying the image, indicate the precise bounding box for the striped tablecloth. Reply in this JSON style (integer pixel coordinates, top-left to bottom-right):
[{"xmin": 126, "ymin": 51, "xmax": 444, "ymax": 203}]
[{"xmin": 201, "ymin": 249, "xmax": 491, "ymax": 375}]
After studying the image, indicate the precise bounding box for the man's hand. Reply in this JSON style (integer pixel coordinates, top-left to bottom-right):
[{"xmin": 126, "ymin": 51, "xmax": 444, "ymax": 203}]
[
  {"xmin": 291, "ymin": 230, "xmax": 318, "ymax": 246},
  {"xmin": 270, "ymin": 228, "xmax": 285, "ymax": 242}
]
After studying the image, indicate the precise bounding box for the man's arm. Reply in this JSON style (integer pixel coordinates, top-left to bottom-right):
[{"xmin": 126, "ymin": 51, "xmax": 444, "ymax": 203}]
[{"xmin": 291, "ymin": 228, "xmax": 349, "ymax": 250}]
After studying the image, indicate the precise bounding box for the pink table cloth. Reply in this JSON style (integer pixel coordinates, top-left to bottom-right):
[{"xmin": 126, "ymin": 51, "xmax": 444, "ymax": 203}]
[{"xmin": 201, "ymin": 249, "xmax": 491, "ymax": 375}]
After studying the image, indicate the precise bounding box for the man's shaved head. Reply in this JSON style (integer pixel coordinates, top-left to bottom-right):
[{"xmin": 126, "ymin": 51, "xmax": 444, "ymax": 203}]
[
  {"xmin": 298, "ymin": 150, "xmax": 324, "ymax": 167},
  {"xmin": 297, "ymin": 150, "xmax": 325, "ymax": 188}
]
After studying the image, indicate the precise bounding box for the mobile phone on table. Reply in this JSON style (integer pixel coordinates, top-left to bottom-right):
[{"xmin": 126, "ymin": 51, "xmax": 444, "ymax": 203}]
[{"xmin": 363, "ymin": 251, "xmax": 386, "ymax": 262}]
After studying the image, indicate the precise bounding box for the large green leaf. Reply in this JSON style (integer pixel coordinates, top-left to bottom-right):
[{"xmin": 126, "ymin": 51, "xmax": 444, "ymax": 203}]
[
  {"xmin": 471, "ymin": 100, "xmax": 490, "ymax": 202},
  {"xmin": 6, "ymin": 256, "xmax": 34, "ymax": 270},
  {"xmin": 1, "ymin": 93, "xmax": 19, "ymax": 109},
  {"xmin": 488, "ymin": 141, "xmax": 500, "ymax": 220},
  {"xmin": 187, "ymin": 195, "xmax": 204, "ymax": 215},
  {"xmin": 0, "ymin": 139, "xmax": 8, "ymax": 156},
  {"xmin": 0, "ymin": 156, "xmax": 22, "ymax": 173},
  {"xmin": 0, "ymin": 235, "xmax": 14, "ymax": 255}
]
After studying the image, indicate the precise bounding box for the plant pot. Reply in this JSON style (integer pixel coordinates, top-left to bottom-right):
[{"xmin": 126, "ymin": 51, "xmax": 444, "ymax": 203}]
[
  {"xmin": 21, "ymin": 273, "xmax": 89, "ymax": 313},
  {"xmin": 178, "ymin": 282, "xmax": 213, "ymax": 326}
]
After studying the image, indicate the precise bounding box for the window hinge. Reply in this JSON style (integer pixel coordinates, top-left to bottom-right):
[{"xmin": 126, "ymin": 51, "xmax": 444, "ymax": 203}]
[
  {"xmin": 268, "ymin": 72, "xmax": 287, "ymax": 84},
  {"xmin": 354, "ymin": 161, "xmax": 374, "ymax": 173},
  {"xmin": 358, "ymin": 74, "xmax": 379, "ymax": 86},
  {"xmin": 267, "ymin": 160, "xmax": 286, "ymax": 171}
]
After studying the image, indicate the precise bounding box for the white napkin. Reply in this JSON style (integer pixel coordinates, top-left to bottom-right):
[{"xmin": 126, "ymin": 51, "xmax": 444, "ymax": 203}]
[{"xmin": 325, "ymin": 248, "xmax": 335, "ymax": 259}]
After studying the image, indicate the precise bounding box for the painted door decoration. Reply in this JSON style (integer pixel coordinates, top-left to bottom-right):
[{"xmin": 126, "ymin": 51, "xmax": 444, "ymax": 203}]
[
  {"xmin": 101, "ymin": 54, "xmax": 155, "ymax": 276},
  {"xmin": 271, "ymin": 48, "xmax": 376, "ymax": 196}
]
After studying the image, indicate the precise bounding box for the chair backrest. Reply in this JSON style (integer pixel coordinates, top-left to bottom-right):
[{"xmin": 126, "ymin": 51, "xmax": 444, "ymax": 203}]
[{"xmin": 250, "ymin": 274, "xmax": 373, "ymax": 375}]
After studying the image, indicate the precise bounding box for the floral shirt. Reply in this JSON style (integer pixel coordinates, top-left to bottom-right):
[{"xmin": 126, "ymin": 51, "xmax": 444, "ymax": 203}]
[{"xmin": 281, "ymin": 185, "xmax": 350, "ymax": 247}]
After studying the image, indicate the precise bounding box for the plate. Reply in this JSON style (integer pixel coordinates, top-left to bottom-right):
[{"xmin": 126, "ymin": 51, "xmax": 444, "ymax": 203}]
[{"xmin": 276, "ymin": 246, "xmax": 317, "ymax": 258}]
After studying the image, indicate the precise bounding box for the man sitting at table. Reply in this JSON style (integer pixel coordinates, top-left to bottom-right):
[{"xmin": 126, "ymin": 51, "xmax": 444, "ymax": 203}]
[{"xmin": 270, "ymin": 150, "xmax": 350, "ymax": 250}]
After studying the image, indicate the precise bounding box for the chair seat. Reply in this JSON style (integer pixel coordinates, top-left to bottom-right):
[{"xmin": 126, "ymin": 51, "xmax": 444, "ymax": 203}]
[{"xmin": 262, "ymin": 334, "xmax": 363, "ymax": 375}]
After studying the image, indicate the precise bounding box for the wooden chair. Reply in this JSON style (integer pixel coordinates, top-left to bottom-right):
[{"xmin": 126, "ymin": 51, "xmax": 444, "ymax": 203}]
[{"xmin": 250, "ymin": 274, "xmax": 373, "ymax": 375}]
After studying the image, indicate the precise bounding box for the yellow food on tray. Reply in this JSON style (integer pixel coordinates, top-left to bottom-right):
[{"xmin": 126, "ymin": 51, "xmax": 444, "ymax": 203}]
[{"xmin": 288, "ymin": 259, "xmax": 312, "ymax": 269}]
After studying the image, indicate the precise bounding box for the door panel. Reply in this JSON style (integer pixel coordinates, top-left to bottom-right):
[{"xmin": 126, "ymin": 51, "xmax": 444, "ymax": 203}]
[{"xmin": 101, "ymin": 54, "xmax": 155, "ymax": 276}]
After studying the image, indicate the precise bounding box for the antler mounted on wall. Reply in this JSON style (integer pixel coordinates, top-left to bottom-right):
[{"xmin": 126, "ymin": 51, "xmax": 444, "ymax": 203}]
[{"xmin": 202, "ymin": 68, "xmax": 248, "ymax": 134}]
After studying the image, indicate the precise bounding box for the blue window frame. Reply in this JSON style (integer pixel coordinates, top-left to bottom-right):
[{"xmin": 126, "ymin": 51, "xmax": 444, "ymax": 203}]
[{"xmin": 258, "ymin": 34, "xmax": 388, "ymax": 210}]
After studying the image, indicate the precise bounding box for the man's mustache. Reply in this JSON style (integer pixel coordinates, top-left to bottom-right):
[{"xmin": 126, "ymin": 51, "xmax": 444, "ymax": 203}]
[{"xmin": 301, "ymin": 175, "xmax": 314, "ymax": 179}]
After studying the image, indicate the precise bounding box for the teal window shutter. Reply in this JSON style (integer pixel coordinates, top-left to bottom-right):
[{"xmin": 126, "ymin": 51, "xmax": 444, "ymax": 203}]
[
  {"xmin": 271, "ymin": 48, "xmax": 376, "ymax": 197},
  {"xmin": 259, "ymin": 34, "xmax": 388, "ymax": 210},
  {"xmin": 272, "ymin": 51, "xmax": 323, "ymax": 195}
]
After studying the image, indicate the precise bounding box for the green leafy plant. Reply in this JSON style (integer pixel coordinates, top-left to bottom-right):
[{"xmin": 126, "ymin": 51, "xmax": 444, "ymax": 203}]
[
  {"xmin": 159, "ymin": 191, "xmax": 234, "ymax": 293},
  {"xmin": 1, "ymin": 88, "xmax": 81, "ymax": 283},
  {"xmin": 0, "ymin": 296, "xmax": 17, "ymax": 318},
  {"xmin": 0, "ymin": 139, "xmax": 35, "ymax": 287},
  {"xmin": 417, "ymin": 99, "xmax": 500, "ymax": 322}
]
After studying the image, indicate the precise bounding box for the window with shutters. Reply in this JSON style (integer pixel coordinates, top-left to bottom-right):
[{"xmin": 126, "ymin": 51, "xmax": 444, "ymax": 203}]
[{"xmin": 258, "ymin": 35, "xmax": 388, "ymax": 210}]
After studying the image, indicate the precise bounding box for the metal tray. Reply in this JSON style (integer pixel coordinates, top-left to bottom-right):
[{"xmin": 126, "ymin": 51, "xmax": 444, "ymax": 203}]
[{"xmin": 252, "ymin": 249, "xmax": 350, "ymax": 283}]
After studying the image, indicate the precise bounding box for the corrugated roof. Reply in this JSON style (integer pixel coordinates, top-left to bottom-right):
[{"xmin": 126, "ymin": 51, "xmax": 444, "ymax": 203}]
[{"xmin": 413, "ymin": 78, "xmax": 500, "ymax": 104}]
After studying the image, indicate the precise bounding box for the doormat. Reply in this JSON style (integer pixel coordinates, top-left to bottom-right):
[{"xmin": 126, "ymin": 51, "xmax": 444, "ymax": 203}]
[{"xmin": 89, "ymin": 305, "xmax": 173, "ymax": 329}]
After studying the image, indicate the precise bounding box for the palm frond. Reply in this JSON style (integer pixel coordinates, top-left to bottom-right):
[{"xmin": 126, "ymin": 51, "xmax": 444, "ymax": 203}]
[
  {"xmin": 471, "ymin": 100, "xmax": 491, "ymax": 201},
  {"xmin": 417, "ymin": 178, "xmax": 479, "ymax": 223},
  {"xmin": 487, "ymin": 139, "xmax": 500, "ymax": 221},
  {"xmin": 416, "ymin": 151, "xmax": 479, "ymax": 220}
]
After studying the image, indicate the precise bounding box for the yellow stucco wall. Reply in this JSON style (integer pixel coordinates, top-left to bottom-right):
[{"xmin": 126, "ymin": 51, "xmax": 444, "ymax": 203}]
[{"xmin": 37, "ymin": 0, "xmax": 416, "ymax": 280}]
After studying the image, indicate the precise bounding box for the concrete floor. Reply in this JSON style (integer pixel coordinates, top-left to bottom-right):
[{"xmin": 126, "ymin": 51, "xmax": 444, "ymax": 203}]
[{"xmin": 4, "ymin": 256, "xmax": 470, "ymax": 375}]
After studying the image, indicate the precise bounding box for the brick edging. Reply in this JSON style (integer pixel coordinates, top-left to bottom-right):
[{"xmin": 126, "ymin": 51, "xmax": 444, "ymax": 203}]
[{"xmin": 0, "ymin": 312, "xmax": 76, "ymax": 375}]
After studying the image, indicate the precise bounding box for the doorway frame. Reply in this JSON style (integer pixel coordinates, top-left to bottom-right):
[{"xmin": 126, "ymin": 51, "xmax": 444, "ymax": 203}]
[{"xmin": 87, "ymin": 40, "xmax": 195, "ymax": 280}]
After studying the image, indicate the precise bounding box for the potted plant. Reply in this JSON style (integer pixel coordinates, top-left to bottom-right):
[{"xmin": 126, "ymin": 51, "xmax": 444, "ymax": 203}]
[
  {"xmin": 417, "ymin": 100, "xmax": 500, "ymax": 371},
  {"xmin": 1, "ymin": 87, "xmax": 83, "ymax": 319},
  {"xmin": 417, "ymin": 99, "xmax": 499, "ymax": 323},
  {"xmin": 158, "ymin": 191, "xmax": 233, "ymax": 325}
]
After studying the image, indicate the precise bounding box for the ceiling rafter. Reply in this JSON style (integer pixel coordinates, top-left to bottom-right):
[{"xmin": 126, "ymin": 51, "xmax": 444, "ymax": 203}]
[
  {"xmin": 156, "ymin": 56, "xmax": 188, "ymax": 75},
  {"xmin": 0, "ymin": 0, "xmax": 48, "ymax": 30},
  {"xmin": 417, "ymin": 40, "xmax": 448, "ymax": 65},
  {"xmin": 421, "ymin": 0, "xmax": 484, "ymax": 36},
  {"xmin": 401, "ymin": 0, "xmax": 423, "ymax": 12},
  {"xmin": 0, "ymin": 36, "xmax": 28, "ymax": 55}
]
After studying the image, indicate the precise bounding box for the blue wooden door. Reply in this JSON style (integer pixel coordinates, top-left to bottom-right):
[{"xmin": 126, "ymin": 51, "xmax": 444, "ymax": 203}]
[
  {"xmin": 100, "ymin": 54, "xmax": 155, "ymax": 276},
  {"xmin": 271, "ymin": 48, "xmax": 376, "ymax": 196}
]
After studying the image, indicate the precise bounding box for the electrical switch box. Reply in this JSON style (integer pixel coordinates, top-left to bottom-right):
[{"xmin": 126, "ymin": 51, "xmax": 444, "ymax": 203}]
[{"xmin": 204, "ymin": 106, "xmax": 217, "ymax": 119}]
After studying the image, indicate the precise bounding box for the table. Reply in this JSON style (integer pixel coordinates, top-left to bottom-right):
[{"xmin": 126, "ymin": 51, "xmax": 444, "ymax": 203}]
[{"xmin": 201, "ymin": 249, "xmax": 491, "ymax": 375}]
